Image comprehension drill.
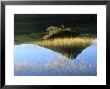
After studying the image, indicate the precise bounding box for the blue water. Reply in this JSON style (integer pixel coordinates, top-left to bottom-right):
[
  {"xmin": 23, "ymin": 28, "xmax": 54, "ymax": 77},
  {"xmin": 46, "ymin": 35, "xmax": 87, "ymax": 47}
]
[{"xmin": 14, "ymin": 42, "xmax": 97, "ymax": 76}]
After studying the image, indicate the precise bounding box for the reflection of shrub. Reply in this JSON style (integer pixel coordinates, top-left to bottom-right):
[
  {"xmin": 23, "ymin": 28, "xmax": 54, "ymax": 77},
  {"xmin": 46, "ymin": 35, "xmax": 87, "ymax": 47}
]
[{"xmin": 43, "ymin": 26, "xmax": 80, "ymax": 39}]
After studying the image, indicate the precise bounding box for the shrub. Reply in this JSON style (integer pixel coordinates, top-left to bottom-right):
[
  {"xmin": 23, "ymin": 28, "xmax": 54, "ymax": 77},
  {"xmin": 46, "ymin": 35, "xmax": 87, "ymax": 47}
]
[
  {"xmin": 14, "ymin": 33, "xmax": 41, "ymax": 44},
  {"xmin": 14, "ymin": 35, "xmax": 33, "ymax": 44},
  {"xmin": 43, "ymin": 26, "xmax": 80, "ymax": 39},
  {"xmin": 29, "ymin": 33, "xmax": 40, "ymax": 40}
]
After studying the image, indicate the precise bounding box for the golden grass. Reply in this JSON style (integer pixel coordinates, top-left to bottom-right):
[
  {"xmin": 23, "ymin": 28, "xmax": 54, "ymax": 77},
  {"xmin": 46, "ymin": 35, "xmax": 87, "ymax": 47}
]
[
  {"xmin": 32, "ymin": 37, "xmax": 94, "ymax": 48},
  {"xmin": 30, "ymin": 37, "xmax": 95, "ymax": 59}
]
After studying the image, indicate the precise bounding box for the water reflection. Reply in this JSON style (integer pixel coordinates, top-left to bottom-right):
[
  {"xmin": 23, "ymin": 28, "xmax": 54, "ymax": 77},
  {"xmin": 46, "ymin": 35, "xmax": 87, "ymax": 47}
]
[{"xmin": 14, "ymin": 42, "xmax": 97, "ymax": 76}]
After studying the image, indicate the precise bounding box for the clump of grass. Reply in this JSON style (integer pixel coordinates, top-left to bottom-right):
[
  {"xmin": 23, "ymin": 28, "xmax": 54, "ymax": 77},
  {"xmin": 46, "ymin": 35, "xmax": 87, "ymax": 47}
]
[{"xmin": 32, "ymin": 37, "xmax": 95, "ymax": 59}]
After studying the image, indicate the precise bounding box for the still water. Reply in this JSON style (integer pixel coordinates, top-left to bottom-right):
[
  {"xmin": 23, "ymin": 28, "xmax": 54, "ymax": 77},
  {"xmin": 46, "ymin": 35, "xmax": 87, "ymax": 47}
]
[{"xmin": 14, "ymin": 42, "xmax": 97, "ymax": 76}]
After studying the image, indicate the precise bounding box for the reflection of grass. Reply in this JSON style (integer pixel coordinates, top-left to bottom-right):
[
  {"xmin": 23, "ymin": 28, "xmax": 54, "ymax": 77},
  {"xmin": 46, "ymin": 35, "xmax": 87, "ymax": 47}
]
[
  {"xmin": 32, "ymin": 37, "xmax": 95, "ymax": 59},
  {"xmin": 14, "ymin": 59, "xmax": 96, "ymax": 76}
]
